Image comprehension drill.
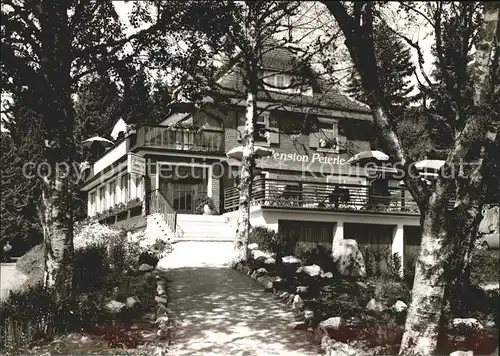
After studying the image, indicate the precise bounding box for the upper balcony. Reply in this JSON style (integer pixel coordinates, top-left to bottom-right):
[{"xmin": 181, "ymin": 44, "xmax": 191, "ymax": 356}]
[{"xmin": 134, "ymin": 125, "xmax": 225, "ymax": 153}]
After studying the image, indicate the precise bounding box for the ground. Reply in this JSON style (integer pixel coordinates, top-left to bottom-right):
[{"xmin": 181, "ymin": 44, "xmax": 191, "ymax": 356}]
[
  {"xmin": 0, "ymin": 263, "xmax": 27, "ymax": 301},
  {"xmin": 159, "ymin": 241, "xmax": 320, "ymax": 356}
]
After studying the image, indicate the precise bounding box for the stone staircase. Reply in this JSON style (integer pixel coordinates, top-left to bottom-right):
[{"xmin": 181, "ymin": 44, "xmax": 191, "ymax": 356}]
[{"xmin": 175, "ymin": 214, "xmax": 234, "ymax": 242}]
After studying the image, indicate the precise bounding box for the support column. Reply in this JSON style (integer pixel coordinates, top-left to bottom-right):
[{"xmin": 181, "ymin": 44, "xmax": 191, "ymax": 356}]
[
  {"xmin": 392, "ymin": 224, "xmax": 405, "ymax": 277},
  {"xmin": 333, "ymin": 221, "xmax": 344, "ymax": 246}
]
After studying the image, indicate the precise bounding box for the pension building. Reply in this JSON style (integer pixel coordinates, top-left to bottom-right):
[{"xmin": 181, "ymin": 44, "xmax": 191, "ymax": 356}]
[{"xmin": 80, "ymin": 44, "xmax": 424, "ymax": 269}]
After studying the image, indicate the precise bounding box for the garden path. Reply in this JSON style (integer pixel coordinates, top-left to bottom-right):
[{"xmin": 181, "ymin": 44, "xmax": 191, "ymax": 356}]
[{"xmin": 159, "ymin": 254, "xmax": 320, "ymax": 356}]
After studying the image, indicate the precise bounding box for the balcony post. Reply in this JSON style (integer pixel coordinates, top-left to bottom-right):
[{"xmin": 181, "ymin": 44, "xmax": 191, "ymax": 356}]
[{"xmin": 392, "ymin": 224, "xmax": 405, "ymax": 277}]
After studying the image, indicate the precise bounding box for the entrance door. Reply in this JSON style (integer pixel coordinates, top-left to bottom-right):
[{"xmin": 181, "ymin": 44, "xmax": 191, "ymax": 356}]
[{"xmin": 158, "ymin": 165, "xmax": 208, "ymax": 213}]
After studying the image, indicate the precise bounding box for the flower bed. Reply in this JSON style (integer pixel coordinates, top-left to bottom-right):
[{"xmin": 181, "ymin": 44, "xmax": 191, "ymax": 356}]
[{"xmin": 234, "ymin": 240, "xmax": 499, "ymax": 355}]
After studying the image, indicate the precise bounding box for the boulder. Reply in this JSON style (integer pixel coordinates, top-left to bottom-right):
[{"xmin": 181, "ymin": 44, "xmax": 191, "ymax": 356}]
[
  {"xmin": 279, "ymin": 292, "xmax": 290, "ymax": 300},
  {"xmin": 257, "ymin": 276, "xmax": 273, "ymax": 289},
  {"xmin": 326, "ymin": 341, "xmax": 363, "ymax": 356},
  {"xmin": 282, "ymin": 255, "xmax": 301, "ymax": 266},
  {"xmin": 296, "ymin": 264, "xmax": 323, "ymax": 277},
  {"xmin": 319, "ymin": 317, "xmax": 342, "ymax": 330},
  {"xmin": 452, "ymin": 318, "xmax": 484, "ymax": 331},
  {"xmin": 304, "ymin": 309, "xmax": 314, "ymax": 321},
  {"xmin": 450, "ymin": 351, "xmax": 473, "ymax": 356},
  {"xmin": 155, "ymin": 296, "xmax": 168, "ymax": 304},
  {"xmin": 139, "ymin": 263, "xmax": 154, "ymax": 272},
  {"xmin": 391, "ymin": 300, "xmax": 407, "ymax": 313},
  {"xmin": 251, "ymin": 249, "xmax": 273, "ymax": 261},
  {"xmin": 125, "ymin": 296, "xmax": 139, "ymax": 308},
  {"xmin": 155, "ymin": 315, "xmax": 169, "ymax": 325},
  {"xmin": 321, "ymin": 272, "xmax": 334, "ymax": 279},
  {"xmin": 366, "ymin": 298, "xmax": 387, "ymax": 312},
  {"xmin": 157, "ymin": 284, "xmax": 166, "ymax": 296},
  {"xmin": 264, "ymin": 257, "xmax": 276, "ymax": 265},
  {"xmin": 332, "ymin": 239, "xmax": 366, "ymax": 278},
  {"xmin": 105, "ymin": 300, "xmax": 126, "ymax": 314},
  {"xmin": 248, "ymin": 243, "xmax": 259, "ymax": 250},
  {"xmin": 292, "ymin": 294, "xmax": 304, "ymax": 310},
  {"xmin": 296, "ymin": 286, "xmax": 309, "ymax": 294},
  {"xmin": 251, "ymin": 268, "xmax": 268, "ymax": 279}
]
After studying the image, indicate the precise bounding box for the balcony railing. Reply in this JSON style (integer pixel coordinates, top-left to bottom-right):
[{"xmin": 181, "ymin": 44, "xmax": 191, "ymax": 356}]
[
  {"xmin": 224, "ymin": 178, "xmax": 423, "ymax": 214},
  {"xmin": 148, "ymin": 189, "xmax": 184, "ymax": 239},
  {"xmin": 136, "ymin": 125, "xmax": 224, "ymax": 152}
]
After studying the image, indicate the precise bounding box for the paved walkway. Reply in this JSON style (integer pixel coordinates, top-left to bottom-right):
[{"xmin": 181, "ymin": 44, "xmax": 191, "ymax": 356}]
[
  {"xmin": 164, "ymin": 266, "xmax": 320, "ymax": 356},
  {"xmin": 1, "ymin": 263, "xmax": 27, "ymax": 301}
]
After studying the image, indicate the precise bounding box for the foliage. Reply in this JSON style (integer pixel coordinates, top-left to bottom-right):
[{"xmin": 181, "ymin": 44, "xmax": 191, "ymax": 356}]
[
  {"xmin": 195, "ymin": 196, "xmax": 218, "ymax": 215},
  {"xmin": 373, "ymin": 278, "xmax": 411, "ymax": 305},
  {"xmin": 15, "ymin": 244, "xmax": 44, "ymax": 276},
  {"xmin": 363, "ymin": 247, "xmax": 402, "ymax": 279},
  {"xmin": 294, "ymin": 243, "xmax": 335, "ymax": 272},
  {"xmin": 249, "ymin": 226, "xmax": 294, "ymax": 263},
  {"xmin": 469, "ymin": 249, "xmax": 500, "ymax": 286}
]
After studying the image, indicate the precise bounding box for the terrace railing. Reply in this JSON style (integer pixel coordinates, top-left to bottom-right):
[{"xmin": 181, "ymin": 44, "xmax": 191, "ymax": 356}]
[
  {"xmin": 148, "ymin": 189, "xmax": 184, "ymax": 239},
  {"xmin": 136, "ymin": 125, "xmax": 224, "ymax": 152},
  {"xmin": 223, "ymin": 178, "xmax": 422, "ymax": 214}
]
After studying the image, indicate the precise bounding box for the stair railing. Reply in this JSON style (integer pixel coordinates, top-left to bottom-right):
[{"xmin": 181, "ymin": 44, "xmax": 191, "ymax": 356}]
[{"xmin": 148, "ymin": 189, "xmax": 184, "ymax": 239}]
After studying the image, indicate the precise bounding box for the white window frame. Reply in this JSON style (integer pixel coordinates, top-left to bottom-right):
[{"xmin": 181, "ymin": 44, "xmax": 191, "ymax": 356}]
[
  {"xmin": 316, "ymin": 119, "xmax": 339, "ymax": 154},
  {"xmin": 98, "ymin": 186, "xmax": 106, "ymax": 212},
  {"xmin": 120, "ymin": 174, "xmax": 129, "ymax": 203},
  {"xmin": 255, "ymin": 112, "xmax": 270, "ymax": 145},
  {"xmin": 108, "ymin": 180, "xmax": 116, "ymax": 208},
  {"xmin": 263, "ymin": 71, "xmax": 312, "ymax": 96},
  {"xmin": 89, "ymin": 190, "xmax": 96, "ymax": 216}
]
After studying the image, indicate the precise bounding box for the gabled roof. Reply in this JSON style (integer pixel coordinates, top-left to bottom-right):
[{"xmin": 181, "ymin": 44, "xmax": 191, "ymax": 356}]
[{"xmin": 215, "ymin": 40, "xmax": 371, "ymax": 116}]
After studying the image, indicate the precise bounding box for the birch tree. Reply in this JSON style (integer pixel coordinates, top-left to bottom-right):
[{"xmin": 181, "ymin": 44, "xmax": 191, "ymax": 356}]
[{"xmin": 320, "ymin": 2, "xmax": 499, "ymax": 355}]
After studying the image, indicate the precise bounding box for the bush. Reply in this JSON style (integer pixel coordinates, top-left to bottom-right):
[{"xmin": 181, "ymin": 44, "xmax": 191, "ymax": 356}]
[
  {"xmin": 195, "ymin": 196, "xmax": 218, "ymax": 215},
  {"xmin": 15, "ymin": 244, "xmax": 43, "ymax": 275},
  {"xmin": 470, "ymin": 249, "xmax": 500, "ymax": 285},
  {"xmin": 249, "ymin": 226, "xmax": 294, "ymax": 262},
  {"xmin": 73, "ymin": 245, "xmax": 110, "ymax": 293},
  {"xmin": 363, "ymin": 247, "xmax": 402, "ymax": 279},
  {"xmin": 294, "ymin": 243, "xmax": 335, "ymax": 272}
]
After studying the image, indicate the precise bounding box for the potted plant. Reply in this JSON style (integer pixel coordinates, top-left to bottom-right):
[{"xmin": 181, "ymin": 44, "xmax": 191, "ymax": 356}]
[{"xmin": 195, "ymin": 196, "xmax": 218, "ymax": 215}]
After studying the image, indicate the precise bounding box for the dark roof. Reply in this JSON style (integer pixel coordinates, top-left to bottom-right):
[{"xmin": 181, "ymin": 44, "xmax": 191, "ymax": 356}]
[{"xmin": 215, "ymin": 43, "xmax": 371, "ymax": 116}]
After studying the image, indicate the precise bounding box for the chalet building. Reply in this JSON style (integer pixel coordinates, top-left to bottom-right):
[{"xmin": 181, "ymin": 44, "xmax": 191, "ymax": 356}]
[{"xmin": 80, "ymin": 44, "xmax": 424, "ymax": 270}]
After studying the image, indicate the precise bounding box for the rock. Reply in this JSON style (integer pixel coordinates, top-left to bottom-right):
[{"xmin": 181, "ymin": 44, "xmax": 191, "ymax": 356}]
[
  {"xmin": 392, "ymin": 300, "xmax": 407, "ymax": 313},
  {"xmin": 248, "ymin": 243, "xmax": 259, "ymax": 250},
  {"xmin": 321, "ymin": 272, "xmax": 334, "ymax": 279},
  {"xmin": 332, "ymin": 239, "xmax": 367, "ymax": 278},
  {"xmin": 327, "ymin": 341, "xmax": 363, "ymax": 356},
  {"xmin": 156, "ymin": 303, "xmax": 168, "ymax": 317},
  {"xmin": 292, "ymin": 294, "xmax": 304, "ymax": 310},
  {"xmin": 296, "ymin": 286, "xmax": 308, "ymax": 294},
  {"xmin": 319, "ymin": 317, "xmax": 342, "ymax": 330},
  {"xmin": 251, "ymin": 249, "xmax": 272, "ymax": 261},
  {"xmin": 450, "ymin": 351, "xmax": 473, "ymax": 356},
  {"xmin": 257, "ymin": 276, "xmax": 273, "ymax": 289},
  {"xmin": 139, "ymin": 263, "xmax": 154, "ymax": 272},
  {"xmin": 105, "ymin": 300, "xmax": 126, "ymax": 314},
  {"xmin": 255, "ymin": 267, "xmax": 268, "ymax": 276},
  {"xmin": 279, "ymin": 291, "xmax": 290, "ymax": 300},
  {"xmin": 287, "ymin": 294, "xmax": 296, "ymax": 305},
  {"xmin": 155, "ymin": 315, "xmax": 169, "ymax": 324},
  {"xmin": 125, "ymin": 296, "xmax": 139, "ymax": 308},
  {"xmin": 366, "ymin": 298, "xmax": 387, "ymax": 312},
  {"xmin": 153, "ymin": 346, "xmax": 168, "ymax": 356},
  {"xmin": 321, "ymin": 335, "xmax": 333, "ymax": 352},
  {"xmin": 452, "ymin": 318, "xmax": 484, "ymax": 331},
  {"xmin": 296, "ymin": 264, "xmax": 323, "ymax": 277},
  {"xmin": 155, "ymin": 296, "xmax": 168, "ymax": 304},
  {"xmin": 304, "ymin": 309, "xmax": 314, "ymax": 321},
  {"xmin": 157, "ymin": 284, "xmax": 166, "ymax": 296},
  {"xmin": 80, "ymin": 336, "xmax": 90, "ymax": 343},
  {"xmin": 282, "ymin": 255, "xmax": 301, "ymax": 266},
  {"xmin": 264, "ymin": 257, "xmax": 276, "ymax": 264}
]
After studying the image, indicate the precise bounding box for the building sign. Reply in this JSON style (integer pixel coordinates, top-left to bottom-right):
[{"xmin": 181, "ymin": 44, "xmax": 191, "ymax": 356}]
[
  {"xmin": 128, "ymin": 153, "xmax": 146, "ymax": 176},
  {"xmin": 271, "ymin": 152, "xmax": 346, "ymax": 165}
]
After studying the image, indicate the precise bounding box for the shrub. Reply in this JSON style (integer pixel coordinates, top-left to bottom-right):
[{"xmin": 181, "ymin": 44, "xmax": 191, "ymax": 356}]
[
  {"xmin": 73, "ymin": 245, "xmax": 110, "ymax": 293},
  {"xmin": 195, "ymin": 196, "xmax": 218, "ymax": 215},
  {"xmin": 294, "ymin": 243, "xmax": 335, "ymax": 272},
  {"xmin": 363, "ymin": 247, "xmax": 402, "ymax": 280},
  {"xmin": 373, "ymin": 278, "xmax": 411, "ymax": 305},
  {"xmin": 15, "ymin": 244, "xmax": 43, "ymax": 275},
  {"xmin": 470, "ymin": 249, "xmax": 500, "ymax": 285},
  {"xmin": 249, "ymin": 226, "xmax": 294, "ymax": 262}
]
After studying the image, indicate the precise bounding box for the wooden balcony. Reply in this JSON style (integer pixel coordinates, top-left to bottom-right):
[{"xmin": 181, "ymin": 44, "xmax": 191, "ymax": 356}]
[
  {"xmin": 224, "ymin": 178, "xmax": 423, "ymax": 214},
  {"xmin": 135, "ymin": 125, "xmax": 225, "ymax": 153}
]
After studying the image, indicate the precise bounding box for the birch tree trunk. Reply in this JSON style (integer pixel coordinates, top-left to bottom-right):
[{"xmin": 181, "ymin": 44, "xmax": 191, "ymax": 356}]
[
  {"xmin": 234, "ymin": 5, "xmax": 259, "ymax": 263},
  {"xmin": 234, "ymin": 91, "xmax": 257, "ymax": 262},
  {"xmin": 38, "ymin": 0, "xmax": 76, "ymax": 302}
]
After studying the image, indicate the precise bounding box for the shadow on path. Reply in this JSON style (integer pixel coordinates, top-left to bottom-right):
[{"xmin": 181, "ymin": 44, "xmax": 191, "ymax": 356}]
[{"xmin": 166, "ymin": 267, "xmax": 320, "ymax": 356}]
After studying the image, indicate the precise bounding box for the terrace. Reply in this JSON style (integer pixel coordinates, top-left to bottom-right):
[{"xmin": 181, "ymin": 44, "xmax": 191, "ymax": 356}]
[{"xmin": 224, "ymin": 177, "xmax": 422, "ymax": 214}]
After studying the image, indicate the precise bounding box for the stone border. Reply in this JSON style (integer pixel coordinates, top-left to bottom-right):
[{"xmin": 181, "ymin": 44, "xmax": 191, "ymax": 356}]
[{"xmin": 233, "ymin": 262, "xmax": 308, "ymax": 326}]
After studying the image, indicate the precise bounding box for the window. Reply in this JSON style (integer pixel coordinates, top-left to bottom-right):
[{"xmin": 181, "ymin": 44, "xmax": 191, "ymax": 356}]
[
  {"xmin": 135, "ymin": 176, "xmax": 142, "ymax": 199},
  {"xmin": 312, "ymin": 119, "xmax": 339, "ymax": 153},
  {"xmin": 275, "ymin": 74, "xmax": 286, "ymax": 88},
  {"xmin": 99, "ymin": 186, "xmax": 106, "ymax": 211},
  {"xmin": 108, "ymin": 180, "xmax": 116, "ymax": 207},
  {"xmin": 121, "ymin": 174, "xmax": 129, "ymax": 202},
  {"xmin": 89, "ymin": 191, "xmax": 96, "ymax": 216}
]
